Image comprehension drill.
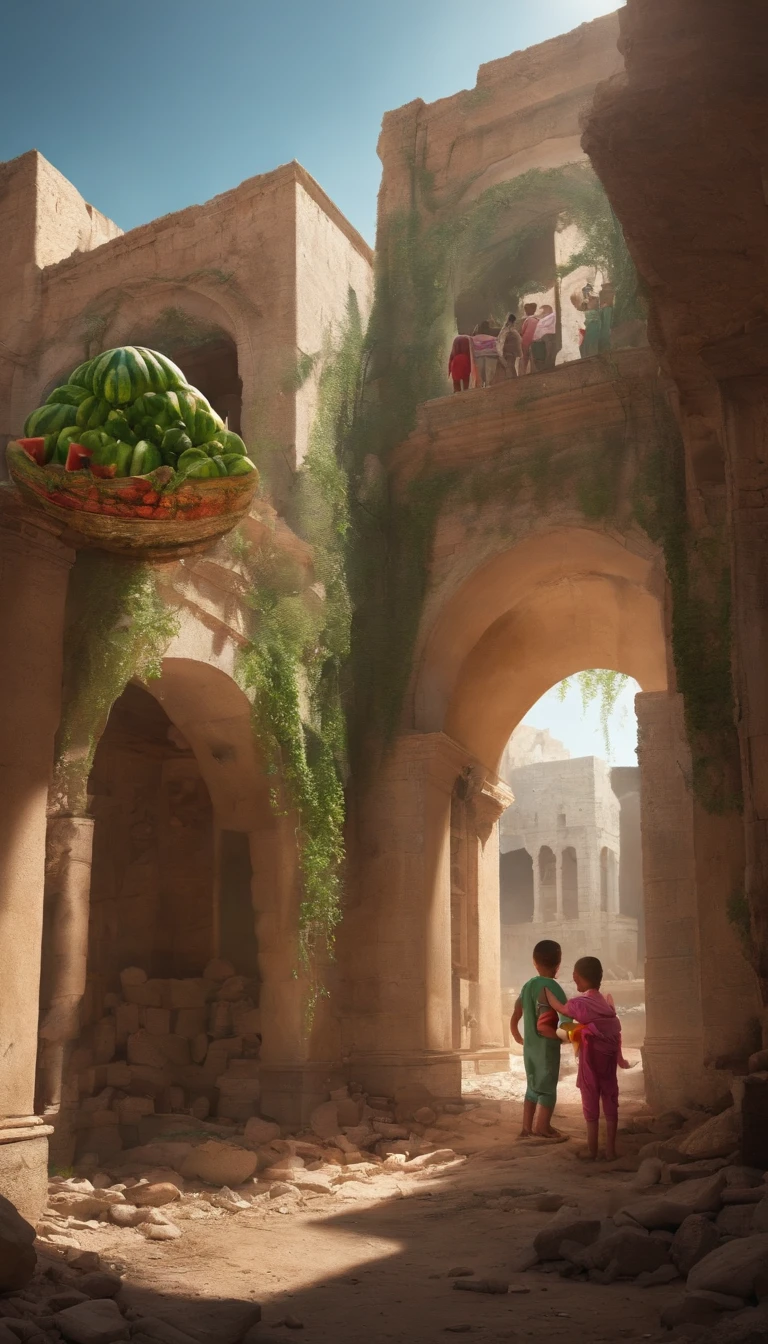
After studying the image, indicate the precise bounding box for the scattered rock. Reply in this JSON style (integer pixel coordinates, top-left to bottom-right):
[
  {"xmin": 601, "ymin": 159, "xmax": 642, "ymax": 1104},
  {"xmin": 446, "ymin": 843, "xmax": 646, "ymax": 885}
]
[
  {"xmin": 753, "ymin": 1199, "xmax": 768, "ymax": 1233},
  {"xmin": 243, "ymin": 1119, "xmax": 281, "ymax": 1149},
  {"xmin": 723, "ymin": 1167, "xmax": 766, "ymax": 1189},
  {"xmin": 578, "ymin": 1228, "xmax": 670, "ymax": 1277},
  {"xmin": 55, "ymin": 1299, "xmax": 129, "ymax": 1344},
  {"xmin": 677, "ymin": 1109, "xmax": 741, "ymax": 1160},
  {"xmin": 636, "ymin": 1263, "xmax": 680, "ymax": 1287},
  {"xmin": 123, "ymin": 1185, "xmax": 180, "ymax": 1209},
  {"xmin": 128, "ymin": 1315, "xmax": 200, "ymax": 1344},
  {"xmin": 179, "ymin": 1142, "xmax": 258, "ymax": 1188},
  {"xmin": 309, "ymin": 1103, "xmax": 338, "ymax": 1140},
  {"xmin": 109, "ymin": 1206, "xmax": 149, "ymax": 1229},
  {"xmin": 669, "ymin": 1158, "xmax": 730, "ymax": 1183},
  {"xmin": 661, "ymin": 1297, "xmax": 721, "ymax": 1330},
  {"xmin": 687, "ymin": 1235, "xmax": 768, "ymax": 1299},
  {"xmin": 533, "ymin": 1213, "xmax": 601, "ymax": 1262},
  {"xmin": 68, "ymin": 1252, "xmax": 101, "ymax": 1272},
  {"xmin": 414, "ymin": 1108, "xmax": 437, "ymax": 1126},
  {"xmin": 671, "ymin": 1215, "xmax": 722, "ymax": 1276},
  {"xmin": 717, "ymin": 1205, "xmax": 756, "ymax": 1238},
  {"xmin": 631, "ymin": 1159, "xmax": 664, "ymax": 1190},
  {"xmin": 268, "ymin": 1184, "xmax": 300, "ymax": 1201},
  {"xmin": 403, "ymin": 1150, "xmax": 456, "ymax": 1171},
  {"xmin": 79, "ymin": 1273, "xmax": 122, "ymax": 1300},
  {"xmin": 0, "ymin": 1195, "xmax": 36, "ymax": 1292},
  {"xmin": 722, "ymin": 1189, "xmax": 766, "ymax": 1205},
  {"xmin": 139, "ymin": 1224, "xmax": 181, "ymax": 1241},
  {"xmin": 50, "ymin": 1293, "xmax": 91, "ymax": 1312},
  {"xmin": 688, "ymin": 1289, "xmax": 748, "ymax": 1311},
  {"xmin": 748, "ymin": 1050, "xmax": 768, "ymax": 1074},
  {"xmin": 209, "ymin": 1188, "xmax": 251, "ymax": 1211}
]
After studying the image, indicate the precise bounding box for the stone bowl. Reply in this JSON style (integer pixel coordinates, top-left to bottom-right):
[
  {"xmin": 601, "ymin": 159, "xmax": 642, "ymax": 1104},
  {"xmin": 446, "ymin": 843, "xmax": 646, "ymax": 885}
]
[{"xmin": 6, "ymin": 443, "xmax": 259, "ymax": 558}]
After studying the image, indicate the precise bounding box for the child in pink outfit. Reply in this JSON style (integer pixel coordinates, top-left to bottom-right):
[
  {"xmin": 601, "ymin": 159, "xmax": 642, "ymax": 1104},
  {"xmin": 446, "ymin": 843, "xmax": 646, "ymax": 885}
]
[{"xmin": 545, "ymin": 956, "xmax": 632, "ymax": 1160}]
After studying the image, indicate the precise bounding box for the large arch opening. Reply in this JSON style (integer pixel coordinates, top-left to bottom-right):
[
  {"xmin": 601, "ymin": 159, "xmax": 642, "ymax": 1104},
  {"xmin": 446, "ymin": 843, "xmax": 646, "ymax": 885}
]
[
  {"xmin": 127, "ymin": 309, "xmax": 242, "ymax": 432},
  {"xmin": 62, "ymin": 660, "xmax": 295, "ymax": 1161}
]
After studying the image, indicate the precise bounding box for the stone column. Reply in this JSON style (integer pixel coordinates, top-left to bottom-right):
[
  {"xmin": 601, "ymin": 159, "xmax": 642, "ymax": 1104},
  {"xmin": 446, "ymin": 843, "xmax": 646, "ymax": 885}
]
[
  {"xmin": 636, "ymin": 691, "xmax": 707, "ymax": 1108},
  {"xmin": 0, "ymin": 507, "xmax": 73, "ymax": 1217},
  {"xmin": 555, "ymin": 850, "xmax": 564, "ymax": 918},
  {"xmin": 472, "ymin": 781, "xmax": 513, "ymax": 1049},
  {"xmin": 340, "ymin": 733, "xmax": 468, "ymax": 1099},
  {"xmin": 37, "ymin": 816, "xmax": 95, "ymax": 1167}
]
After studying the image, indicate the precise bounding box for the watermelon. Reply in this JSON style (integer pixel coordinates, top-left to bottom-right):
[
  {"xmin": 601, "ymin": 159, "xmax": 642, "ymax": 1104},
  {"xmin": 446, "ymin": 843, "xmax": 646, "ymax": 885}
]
[
  {"xmin": 65, "ymin": 442, "xmax": 92, "ymax": 472},
  {"xmin": 213, "ymin": 429, "xmax": 247, "ymax": 456},
  {"xmin": 104, "ymin": 410, "xmax": 136, "ymax": 444},
  {"xmin": 131, "ymin": 416, "xmax": 164, "ymax": 447},
  {"xmin": 45, "ymin": 384, "xmax": 91, "ymax": 407},
  {"xmin": 76, "ymin": 396, "xmax": 111, "ymax": 430},
  {"xmin": 54, "ymin": 425, "xmax": 84, "ymax": 464},
  {"xmin": 188, "ymin": 407, "xmax": 218, "ymax": 447},
  {"xmin": 210, "ymin": 455, "xmax": 227, "ymax": 476},
  {"xmin": 177, "ymin": 447, "xmax": 209, "ymax": 469},
  {"xmin": 134, "ymin": 346, "xmax": 188, "ymax": 392},
  {"xmin": 226, "ymin": 456, "xmax": 257, "ymax": 477},
  {"xmin": 129, "ymin": 440, "xmax": 162, "ymax": 476},
  {"xmin": 185, "ymin": 385, "xmax": 224, "ymax": 428},
  {"xmin": 183, "ymin": 458, "xmax": 219, "ymax": 479},
  {"xmin": 162, "ymin": 427, "xmax": 192, "ymax": 455},
  {"xmin": 17, "ymin": 437, "xmax": 46, "ymax": 465},
  {"xmin": 68, "ymin": 359, "xmax": 95, "ymax": 390},
  {"xmin": 91, "ymin": 439, "xmax": 133, "ymax": 478},
  {"xmin": 44, "ymin": 433, "xmax": 59, "ymax": 464},
  {"xmin": 91, "ymin": 347, "xmax": 157, "ymax": 404},
  {"xmin": 79, "ymin": 429, "xmax": 111, "ymax": 452},
  {"xmin": 24, "ymin": 402, "xmax": 81, "ymax": 437}
]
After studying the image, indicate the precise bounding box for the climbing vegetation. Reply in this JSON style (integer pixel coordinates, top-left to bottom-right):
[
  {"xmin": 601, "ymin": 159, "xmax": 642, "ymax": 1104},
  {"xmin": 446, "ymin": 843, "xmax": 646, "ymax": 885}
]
[
  {"xmin": 53, "ymin": 555, "xmax": 179, "ymax": 815},
  {"xmin": 556, "ymin": 670, "xmax": 631, "ymax": 759}
]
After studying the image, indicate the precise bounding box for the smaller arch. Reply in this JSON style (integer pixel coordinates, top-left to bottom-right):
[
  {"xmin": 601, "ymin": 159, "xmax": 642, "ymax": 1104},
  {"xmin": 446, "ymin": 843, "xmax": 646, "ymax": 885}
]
[
  {"xmin": 538, "ymin": 845, "xmax": 557, "ymax": 922},
  {"xmin": 500, "ymin": 847, "xmax": 534, "ymax": 925},
  {"xmin": 562, "ymin": 846, "xmax": 579, "ymax": 920}
]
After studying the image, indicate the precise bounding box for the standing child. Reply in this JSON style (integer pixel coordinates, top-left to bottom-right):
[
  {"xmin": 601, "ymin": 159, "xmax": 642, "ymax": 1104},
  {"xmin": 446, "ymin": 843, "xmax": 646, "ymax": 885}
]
[
  {"xmin": 545, "ymin": 955, "xmax": 631, "ymax": 1160},
  {"xmin": 448, "ymin": 334, "xmax": 472, "ymax": 392},
  {"xmin": 510, "ymin": 940, "xmax": 567, "ymax": 1139}
]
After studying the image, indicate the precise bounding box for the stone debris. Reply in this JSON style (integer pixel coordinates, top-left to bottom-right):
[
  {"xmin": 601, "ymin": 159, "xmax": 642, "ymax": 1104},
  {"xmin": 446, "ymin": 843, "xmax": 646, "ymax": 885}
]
[
  {"xmin": 55, "ymin": 1299, "xmax": 130, "ymax": 1344},
  {"xmin": 670, "ymin": 1214, "xmax": 722, "ymax": 1275},
  {"xmin": 676, "ymin": 1107, "xmax": 741, "ymax": 1160},
  {"xmin": 0, "ymin": 1194, "xmax": 37, "ymax": 1293}
]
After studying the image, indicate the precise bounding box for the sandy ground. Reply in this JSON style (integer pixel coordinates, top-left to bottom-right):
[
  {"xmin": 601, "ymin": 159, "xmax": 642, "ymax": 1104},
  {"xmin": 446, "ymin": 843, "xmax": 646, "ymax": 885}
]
[{"xmin": 58, "ymin": 1051, "xmax": 687, "ymax": 1344}]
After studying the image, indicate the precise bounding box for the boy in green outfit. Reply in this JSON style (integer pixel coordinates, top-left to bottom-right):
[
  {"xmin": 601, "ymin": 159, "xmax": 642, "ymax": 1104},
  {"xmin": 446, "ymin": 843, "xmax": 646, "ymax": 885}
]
[{"xmin": 510, "ymin": 939, "xmax": 567, "ymax": 1139}]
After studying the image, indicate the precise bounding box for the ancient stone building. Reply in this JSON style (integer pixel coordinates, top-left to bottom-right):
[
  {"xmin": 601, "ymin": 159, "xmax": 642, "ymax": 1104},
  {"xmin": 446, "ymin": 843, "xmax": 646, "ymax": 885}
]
[{"xmin": 1, "ymin": 6, "xmax": 766, "ymax": 1217}]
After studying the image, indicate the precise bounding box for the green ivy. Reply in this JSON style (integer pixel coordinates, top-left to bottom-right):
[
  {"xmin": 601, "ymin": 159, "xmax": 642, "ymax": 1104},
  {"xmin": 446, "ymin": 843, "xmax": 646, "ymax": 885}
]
[
  {"xmin": 53, "ymin": 555, "xmax": 179, "ymax": 816},
  {"xmin": 236, "ymin": 289, "xmax": 363, "ymax": 1004},
  {"xmin": 556, "ymin": 670, "xmax": 630, "ymax": 759}
]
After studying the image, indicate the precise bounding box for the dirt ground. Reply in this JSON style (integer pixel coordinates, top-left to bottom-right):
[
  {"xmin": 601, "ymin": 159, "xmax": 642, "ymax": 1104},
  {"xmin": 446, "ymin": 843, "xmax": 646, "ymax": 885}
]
[{"xmin": 59, "ymin": 1051, "xmax": 688, "ymax": 1344}]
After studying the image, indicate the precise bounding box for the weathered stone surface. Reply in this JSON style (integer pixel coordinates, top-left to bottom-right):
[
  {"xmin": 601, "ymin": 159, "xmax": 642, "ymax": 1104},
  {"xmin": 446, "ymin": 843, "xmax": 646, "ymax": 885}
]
[
  {"xmin": 580, "ymin": 1229, "xmax": 669, "ymax": 1277},
  {"xmin": 631, "ymin": 1158, "xmax": 663, "ymax": 1190},
  {"xmin": 670, "ymin": 1159, "xmax": 731, "ymax": 1183},
  {"xmin": 140, "ymin": 1224, "xmax": 181, "ymax": 1241},
  {"xmin": 79, "ymin": 1272, "xmax": 122, "ymax": 1300},
  {"xmin": 243, "ymin": 1118, "xmax": 281, "ymax": 1149},
  {"xmin": 533, "ymin": 1213, "xmax": 601, "ymax": 1261},
  {"xmin": 753, "ymin": 1199, "xmax": 768, "ymax": 1233},
  {"xmin": 618, "ymin": 1173, "xmax": 726, "ymax": 1231},
  {"xmin": 129, "ymin": 1318, "xmax": 200, "ymax": 1344},
  {"xmin": 123, "ymin": 1184, "xmax": 181, "ymax": 1209},
  {"xmin": 724, "ymin": 1167, "xmax": 767, "ymax": 1189},
  {"xmin": 671, "ymin": 1215, "xmax": 722, "ymax": 1276},
  {"xmin": 109, "ymin": 1206, "xmax": 149, "ymax": 1228},
  {"xmin": 687, "ymin": 1236, "xmax": 768, "ymax": 1300},
  {"xmin": 636, "ymin": 1263, "xmax": 680, "ymax": 1287},
  {"xmin": 0, "ymin": 1195, "xmax": 36, "ymax": 1292},
  {"xmin": 179, "ymin": 1141, "xmax": 258, "ymax": 1187},
  {"xmin": 309, "ymin": 1102, "xmax": 338, "ymax": 1139},
  {"xmin": 717, "ymin": 1205, "xmax": 756, "ymax": 1238},
  {"xmin": 56, "ymin": 1300, "xmax": 129, "ymax": 1344},
  {"xmin": 144, "ymin": 1299, "xmax": 260, "ymax": 1344},
  {"xmin": 167, "ymin": 980, "xmax": 206, "ymax": 1010},
  {"xmin": 677, "ymin": 1110, "xmax": 741, "ymax": 1161}
]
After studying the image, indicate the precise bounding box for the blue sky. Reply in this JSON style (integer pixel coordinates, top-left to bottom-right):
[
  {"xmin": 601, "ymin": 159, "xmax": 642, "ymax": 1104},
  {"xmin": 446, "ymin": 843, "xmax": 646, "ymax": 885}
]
[
  {"xmin": 3, "ymin": 0, "xmax": 617, "ymax": 245},
  {"xmin": 524, "ymin": 677, "xmax": 639, "ymax": 766}
]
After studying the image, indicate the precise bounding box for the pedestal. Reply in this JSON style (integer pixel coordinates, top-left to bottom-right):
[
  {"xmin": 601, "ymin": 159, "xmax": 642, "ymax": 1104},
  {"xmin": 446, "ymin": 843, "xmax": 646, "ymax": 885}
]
[{"xmin": 0, "ymin": 507, "xmax": 74, "ymax": 1213}]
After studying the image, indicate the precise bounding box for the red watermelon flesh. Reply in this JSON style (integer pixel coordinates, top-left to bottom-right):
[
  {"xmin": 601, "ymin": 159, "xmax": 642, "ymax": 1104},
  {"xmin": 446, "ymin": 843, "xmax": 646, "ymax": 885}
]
[
  {"xmin": 18, "ymin": 437, "xmax": 46, "ymax": 464},
  {"xmin": 65, "ymin": 442, "xmax": 93, "ymax": 472}
]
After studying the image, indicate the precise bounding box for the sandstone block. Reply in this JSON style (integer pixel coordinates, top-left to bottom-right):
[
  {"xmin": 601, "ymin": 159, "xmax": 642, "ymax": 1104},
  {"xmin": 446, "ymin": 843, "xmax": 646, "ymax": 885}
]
[
  {"xmin": 753, "ymin": 1199, "xmax": 768, "ymax": 1233},
  {"xmin": 190, "ymin": 1097, "xmax": 210, "ymax": 1121},
  {"xmin": 534, "ymin": 1213, "xmax": 601, "ymax": 1262},
  {"xmin": 231, "ymin": 1005, "xmax": 260, "ymax": 1038},
  {"xmin": 403, "ymin": 1149, "xmax": 456, "ymax": 1170},
  {"xmin": 310, "ymin": 1102, "xmax": 338, "ymax": 1139},
  {"xmin": 138, "ymin": 1298, "xmax": 260, "ymax": 1344},
  {"xmin": 126, "ymin": 1032, "xmax": 164, "ymax": 1070},
  {"xmin": 79, "ymin": 1272, "xmax": 122, "ymax": 1299},
  {"xmin": 687, "ymin": 1235, "xmax": 768, "ymax": 1299},
  {"xmin": 106, "ymin": 1062, "xmax": 131, "ymax": 1089},
  {"xmin": 0, "ymin": 1195, "xmax": 36, "ymax": 1293},
  {"xmin": 202, "ymin": 1038, "xmax": 242, "ymax": 1083},
  {"xmin": 124, "ymin": 1183, "xmax": 181, "ymax": 1208},
  {"xmin": 89, "ymin": 1021, "xmax": 117, "ymax": 1066},
  {"xmin": 116, "ymin": 1097, "xmax": 154, "ymax": 1126},
  {"xmin": 123, "ymin": 981, "xmax": 165, "ymax": 1009},
  {"xmin": 173, "ymin": 1009, "xmax": 207, "ymax": 1039},
  {"xmin": 216, "ymin": 976, "xmax": 249, "ymax": 1002},
  {"xmin": 167, "ymin": 980, "xmax": 206, "ymax": 1009},
  {"xmin": 120, "ymin": 967, "xmax": 147, "ymax": 989},
  {"xmin": 142, "ymin": 1009, "xmax": 171, "ymax": 1036},
  {"xmin": 109, "ymin": 1206, "xmax": 149, "ymax": 1228},
  {"xmin": 114, "ymin": 1005, "xmax": 140, "ymax": 1045},
  {"xmin": 671, "ymin": 1214, "xmax": 721, "ymax": 1275},
  {"xmin": 243, "ymin": 1118, "xmax": 281, "ymax": 1148},
  {"xmin": 179, "ymin": 1141, "xmax": 258, "ymax": 1187},
  {"xmin": 140, "ymin": 1224, "xmax": 181, "ymax": 1241},
  {"xmin": 56, "ymin": 1299, "xmax": 129, "ymax": 1344},
  {"xmin": 126, "ymin": 1066, "xmax": 167, "ymax": 1098},
  {"xmin": 191, "ymin": 1034, "xmax": 209, "ymax": 1064},
  {"xmin": 578, "ymin": 1228, "xmax": 669, "ymax": 1277},
  {"xmin": 203, "ymin": 959, "xmax": 235, "ymax": 983},
  {"xmin": 724, "ymin": 1166, "xmax": 767, "ymax": 1188},
  {"xmin": 677, "ymin": 1108, "xmax": 741, "ymax": 1160},
  {"xmin": 208, "ymin": 1003, "xmax": 232, "ymax": 1039},
  {"xmin": 128, "ymin": 1316, "xmax": 200, "ymax": 1344},
  {"xmin": 372, "ymin": 1121, "xmax": 409, "ymax": 1139},
  {"xmin": 75, "ymin": 1128, "xmax": 123, "ymax": 1163}
]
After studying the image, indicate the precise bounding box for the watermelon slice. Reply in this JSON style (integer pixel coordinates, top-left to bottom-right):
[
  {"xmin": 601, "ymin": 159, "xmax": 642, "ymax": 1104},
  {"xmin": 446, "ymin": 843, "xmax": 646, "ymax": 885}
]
[
  {"xmin": 17, "ymin": 437, "xmax": 46, "ymax": 465},
  {"xmin": 65, "ymin": 442, "xmax": 93, "ymax": 472}
]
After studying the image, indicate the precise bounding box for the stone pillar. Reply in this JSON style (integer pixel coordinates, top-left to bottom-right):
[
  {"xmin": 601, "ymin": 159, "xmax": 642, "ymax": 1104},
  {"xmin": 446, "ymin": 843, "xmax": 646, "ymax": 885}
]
[
  {"xmin": 0, "ymin": 507, "xmax": 73, "ymax": 1216},
  {"xmin": 340, "ymin": 733, "xmax": 469, "ymax": 1099},
  {"xmin": 637, "ymin": 691, "xmax": 707, "ymax": 1108},
  {"xmin": 472, "ymin": 781, "xmax": 513, "ymax": 1049},
  {"xmin": 555, "ymin": 851, "xmax": 563, "ymax": 918},
  {"xmin": 37, "ymin": 816, "xmax": 95, "ymax": 1168}
]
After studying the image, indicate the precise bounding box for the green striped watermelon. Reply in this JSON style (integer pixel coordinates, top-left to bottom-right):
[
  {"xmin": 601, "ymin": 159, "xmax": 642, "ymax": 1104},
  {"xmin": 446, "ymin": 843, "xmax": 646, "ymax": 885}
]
[
  {"xmin": 91, "ymin": 348, "xmax": 154, "ymax": 404},
  {"xmin": 76, "ymin": 396, "xmax": 111, "ymax": 430},
  {"xmin": 212, "ymin": 429, "xmax": 247, "ymax": 456},
  {"xmin": 134, "ymin": 347, "xmax": 188, "ymax": 392},
  {"xmin": 45, "ymin": 384, "xmax": 91, "ymax": 407},
  {"xmin": 23, "ymin": 402, "xmax": 82, "ymax": 436},
  {"xmin": 68, "ymin": 359, "xmax": 95, "ymax": 390}
]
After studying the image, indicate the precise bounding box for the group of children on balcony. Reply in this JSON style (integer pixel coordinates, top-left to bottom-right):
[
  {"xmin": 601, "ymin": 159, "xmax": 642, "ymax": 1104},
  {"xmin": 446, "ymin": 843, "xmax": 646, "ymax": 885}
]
[
  {"xmin": 510, "ymin": 939, "xmax": 633, "ymax": 1160},
  {"xmin": 447, "ymin": 304, "xmax": 557, "ymax": 391}
]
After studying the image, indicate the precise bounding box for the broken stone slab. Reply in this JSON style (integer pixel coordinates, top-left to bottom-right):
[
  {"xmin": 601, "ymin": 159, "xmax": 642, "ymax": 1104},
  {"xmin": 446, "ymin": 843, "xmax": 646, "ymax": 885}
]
[
  {"xmin": 128, "ymin": 1318, "xmax": 199, "ymax": 1344},
  {"xmin": 533, "ymin": 1212, "xmax": 601, "ymax": 1261},
  {"xmin": 616, "ymin": 1172, "xmax": 726, "ymax": 1231},
  {"xmin": 630, "ymin": 1158, "xmax": 664, "ymax": 1191},
  {"xmin": 242, "ymin": 1118, "xmax": 281, "ymax": 1149},
  {"xmin": 167, "ymin": 980, "xmax": 207, "ymax": 1010},
  {"xmin": 687, "ymin": 1235, "xmax": 768, "ymax": 1300},
  {"xmin": 371, "ymin": 1121, "xmax": 410, "ymax": 1139},
  {"xmin": 139, "ymin": 1224, "xmax": 181, "ymax": 1241},
  {"xmin": 122, "ymin": 1185, "xmax": 181, "ymax": 1209},
  {"xmin": 55, "ymin": 1299, "xmax": 129, "ymax": 1344},
  {"xmin": 638, "ymin": 1140, "xmax": 687, "ymax": 1164},
  {"xmin": 403, "ymin": 1149, "xmax": 457, "ymax": 1171},
  {"xmin": 138, "ymin": 1299, "xmax": 260, "ymax": 1344},
  {"xmin": 179, "ymin": 1141, "xmax": 258, "ymax": 1188},
  {"xmin": 677, "ymin": 1108, "xmax": 741, "ymax": 1161},
  {"xmin": 0, "ymin": 1195, "xmax": 37, "ymax": 1293},
  {"xmin": 717, "ymin": 1205, "xmax": 756, "ymax": 1237},
  {"xmin": 689, "ymin": 1289, "xmax": 749, "ymax": 1311},
  {"xmin": 724, "ymin": 1166, "xmax": 767, "ymax": 1188},
  {"xmin": 722, "ymin": 1189, "xmax": 767, "ymax": 1205},
  {"xmin": 671, "ymin": 1214, "xmax": 722, "ymax": 1275}
]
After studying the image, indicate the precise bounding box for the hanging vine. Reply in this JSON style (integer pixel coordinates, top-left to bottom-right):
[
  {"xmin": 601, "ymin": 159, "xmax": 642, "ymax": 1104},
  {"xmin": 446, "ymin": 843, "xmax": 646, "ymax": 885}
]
[{"xmin": 556, "ymin": 670, "xmax": 630, "ymax": 759}]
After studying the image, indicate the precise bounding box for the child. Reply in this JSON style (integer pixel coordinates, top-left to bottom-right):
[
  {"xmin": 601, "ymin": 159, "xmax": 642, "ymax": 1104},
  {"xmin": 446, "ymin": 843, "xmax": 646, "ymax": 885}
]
[
  {"xmin": 545, "ymin": 956, "xmax": 632, "ymax": 1160},
  {"xmin": 448, "ymin": 334, "xmax": 472, "ymax": 392},
  {"xmin": 510, "ymin": 939, "xmax": 567, "ymax": 1139}
]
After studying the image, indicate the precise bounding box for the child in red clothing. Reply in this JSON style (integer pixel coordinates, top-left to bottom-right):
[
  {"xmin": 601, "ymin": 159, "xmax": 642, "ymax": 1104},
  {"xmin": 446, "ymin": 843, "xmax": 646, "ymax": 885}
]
[{"xmin": 448, "ymin": 335, "xmax": 472, "ymax": 391}]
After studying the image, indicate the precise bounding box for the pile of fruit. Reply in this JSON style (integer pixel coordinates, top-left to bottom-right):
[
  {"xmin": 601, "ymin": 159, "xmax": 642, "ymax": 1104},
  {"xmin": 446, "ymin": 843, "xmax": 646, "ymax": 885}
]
[{"xmin": 17, "ymin": 346, "xmax": 257, "ymax": 482}]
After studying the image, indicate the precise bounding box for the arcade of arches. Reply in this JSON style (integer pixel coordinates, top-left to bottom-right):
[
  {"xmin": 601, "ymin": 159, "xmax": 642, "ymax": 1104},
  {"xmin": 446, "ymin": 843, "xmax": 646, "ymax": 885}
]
[{"xmin": 1, "ymin": 3, "xmax": 767, "ymax": 1219}]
